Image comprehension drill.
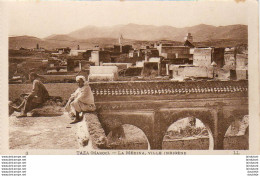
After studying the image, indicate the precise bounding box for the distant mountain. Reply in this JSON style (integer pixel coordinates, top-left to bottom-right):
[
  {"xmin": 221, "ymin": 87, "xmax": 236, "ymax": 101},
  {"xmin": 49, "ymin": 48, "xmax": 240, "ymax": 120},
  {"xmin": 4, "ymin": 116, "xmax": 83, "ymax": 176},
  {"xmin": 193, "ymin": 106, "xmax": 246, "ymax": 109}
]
[
  {"xmin": 9, "ymin": 24, "xmax": 248, "ymax": 50},
  {"xmin": 44, "ymin": 34, "xmax": 77, "ymax": 42},
  {"xmin": 68, "ymin": 23, "xmax": 248, "ymax": 42},
  {"xmin": 44, "ymin": 36, "xmax": 137, "ymax": 49},
  {"xmin": 9, "ymin": 36, "xmax": 46, "ymax": 50},
  {"xmin": 9, "ymin": 35, "xmax": 134, "ymax": 50}
]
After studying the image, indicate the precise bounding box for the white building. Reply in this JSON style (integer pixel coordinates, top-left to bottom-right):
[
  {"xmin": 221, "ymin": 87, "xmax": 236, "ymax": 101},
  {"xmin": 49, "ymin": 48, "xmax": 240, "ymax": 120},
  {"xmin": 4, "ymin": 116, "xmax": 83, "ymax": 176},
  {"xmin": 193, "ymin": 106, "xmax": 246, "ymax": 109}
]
[
  {"xmin": 193, "ymin": 48, "xmax": 212, "ymax": 67},
  {"xmin": 69, "ymin": 50, "xmax": 86, "ymax": 56},
  {"xmin": 170, "ymin": 65, "xmax": 212, "ymax": 81},
  {"xmin": 89, "ymin": 51, "xmax": 99, "ymax": 66},
  {"xmin": 88, "ymin": 66, "xmax": 118, "ymax": 81},
  {"xmin": 136, "ymin": 61, "xmax": 145, "ymax": 67}
]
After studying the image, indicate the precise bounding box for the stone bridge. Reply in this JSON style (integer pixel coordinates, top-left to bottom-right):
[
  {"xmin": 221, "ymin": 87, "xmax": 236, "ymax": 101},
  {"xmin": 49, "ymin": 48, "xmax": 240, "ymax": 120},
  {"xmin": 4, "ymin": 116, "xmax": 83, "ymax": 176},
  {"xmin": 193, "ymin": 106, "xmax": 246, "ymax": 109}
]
[{"xmin": 88, "ymin": 80, "xmax": 248, "ymax": 150}]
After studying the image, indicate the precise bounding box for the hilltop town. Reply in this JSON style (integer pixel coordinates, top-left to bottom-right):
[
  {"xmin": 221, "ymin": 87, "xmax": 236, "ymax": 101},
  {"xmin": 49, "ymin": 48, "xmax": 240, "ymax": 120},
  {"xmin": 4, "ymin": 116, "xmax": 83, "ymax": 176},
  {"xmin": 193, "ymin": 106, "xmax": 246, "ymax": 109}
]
[{"xmin": 9, "ymin": 32, "xmax": 248, "ymax": 84}]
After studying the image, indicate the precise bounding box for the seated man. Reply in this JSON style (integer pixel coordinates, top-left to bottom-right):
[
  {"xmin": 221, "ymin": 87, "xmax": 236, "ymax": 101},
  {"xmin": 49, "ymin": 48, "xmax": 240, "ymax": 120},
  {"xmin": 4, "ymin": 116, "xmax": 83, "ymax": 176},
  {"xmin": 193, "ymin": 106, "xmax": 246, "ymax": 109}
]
[
  {"xmin": 65, "ymin": 76, "xmax": 96, "ymax": 124},
  {"xmin": 11, "ymin": 72, "xmax": 49, "ymax": 117}
]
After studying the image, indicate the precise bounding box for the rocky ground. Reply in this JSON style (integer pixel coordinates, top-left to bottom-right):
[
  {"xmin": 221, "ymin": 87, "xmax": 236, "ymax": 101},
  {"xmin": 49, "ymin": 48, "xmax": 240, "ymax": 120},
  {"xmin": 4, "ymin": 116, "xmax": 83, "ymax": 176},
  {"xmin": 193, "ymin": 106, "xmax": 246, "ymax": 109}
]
[{"xmin": 9, "ymin": 110, "xmax": 79, "ymax": 149}]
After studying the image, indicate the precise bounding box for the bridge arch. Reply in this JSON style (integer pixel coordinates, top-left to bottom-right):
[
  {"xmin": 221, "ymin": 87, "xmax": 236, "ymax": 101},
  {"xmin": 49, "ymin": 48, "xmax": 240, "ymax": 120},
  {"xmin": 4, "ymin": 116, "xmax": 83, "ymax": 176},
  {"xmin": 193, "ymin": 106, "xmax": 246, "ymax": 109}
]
[
  {"xmin": 224, "ymin": 111, "xmax": 248, "ymax": 133},
  {"xmin": 223, "ymin": 115, "xmax": 249, "ymax": 150},
  {"xmin": 106, "ymin": 124, "xmax": 151, "ymax": 150},
  {"xmin": 210, "ymin": 108, "xmax": 249, "ymax": 150},
  {"xmin": 155, "ymin": 110, "xmax": 215, "ymax": 150},
  {"xmin": 162, "ymin": 117, "xmax": 214, "ymax": 150},
  {"xmin": 97, "ymin": 113, "xmax": 154, "ymax": 149}
]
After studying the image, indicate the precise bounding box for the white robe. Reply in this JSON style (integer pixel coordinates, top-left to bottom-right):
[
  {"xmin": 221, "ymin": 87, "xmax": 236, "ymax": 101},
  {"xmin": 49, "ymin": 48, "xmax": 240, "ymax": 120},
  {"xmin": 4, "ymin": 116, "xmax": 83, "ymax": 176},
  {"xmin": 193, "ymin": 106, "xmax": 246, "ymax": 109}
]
[{"xmin": 65, "ymin": 83, "xmax": 96, "ymax": 115}]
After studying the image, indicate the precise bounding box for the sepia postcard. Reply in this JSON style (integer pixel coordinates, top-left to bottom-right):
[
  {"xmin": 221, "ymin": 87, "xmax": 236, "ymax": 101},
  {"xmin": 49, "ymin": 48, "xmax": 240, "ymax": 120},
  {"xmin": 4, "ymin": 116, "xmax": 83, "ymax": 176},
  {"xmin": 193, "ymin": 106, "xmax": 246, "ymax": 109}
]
[{"xmin": 0, "ymin": 0, "xmax": 259, "ymax": 155}]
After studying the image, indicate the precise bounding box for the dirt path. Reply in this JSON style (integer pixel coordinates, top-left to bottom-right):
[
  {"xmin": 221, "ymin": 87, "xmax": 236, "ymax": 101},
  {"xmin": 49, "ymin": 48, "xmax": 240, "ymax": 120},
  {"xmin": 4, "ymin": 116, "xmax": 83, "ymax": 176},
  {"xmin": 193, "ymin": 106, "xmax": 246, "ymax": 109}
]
[{"xmin": 9, "ymin": 113, "xmax": 79, "ymax": 149}]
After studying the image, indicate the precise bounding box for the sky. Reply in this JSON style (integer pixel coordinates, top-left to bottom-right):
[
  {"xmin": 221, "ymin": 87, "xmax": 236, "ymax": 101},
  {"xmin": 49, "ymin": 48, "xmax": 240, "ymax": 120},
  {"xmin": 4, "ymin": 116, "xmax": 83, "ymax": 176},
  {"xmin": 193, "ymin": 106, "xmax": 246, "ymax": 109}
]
[{"xmin": 7, "ymin": 1, "xmax": 248, "ymax": 38}]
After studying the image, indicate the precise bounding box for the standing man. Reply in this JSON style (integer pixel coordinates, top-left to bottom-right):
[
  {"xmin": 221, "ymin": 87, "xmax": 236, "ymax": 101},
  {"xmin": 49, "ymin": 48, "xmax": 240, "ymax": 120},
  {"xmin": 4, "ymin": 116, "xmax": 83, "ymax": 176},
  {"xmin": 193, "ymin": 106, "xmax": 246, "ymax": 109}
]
[
  {"xmin": 65, "ymin": 75, "xmax": 96, "ymax": 124},
  {"xmin": 11, "ymin": 72, "xmax": 49, "ymax": 117}
]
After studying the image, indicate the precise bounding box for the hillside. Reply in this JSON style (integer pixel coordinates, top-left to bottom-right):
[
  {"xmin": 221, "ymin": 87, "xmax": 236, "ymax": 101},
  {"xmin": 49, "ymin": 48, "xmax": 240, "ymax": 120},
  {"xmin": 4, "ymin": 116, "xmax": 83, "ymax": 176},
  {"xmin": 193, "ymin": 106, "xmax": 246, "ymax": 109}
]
[
  {"xmin": 68, "ymin": 23, "xmax": 248, "ymax": 42},
  {"xmin": 9, "ymin": 24, "xmax": 248, "ymax": 50},
  {"xmin": 9, "ymin": 36, "xmax": 49, "ymax": 50},
  {"xmin": 9, "ymin": 36, "xmax": 137, "ymax": 50}
]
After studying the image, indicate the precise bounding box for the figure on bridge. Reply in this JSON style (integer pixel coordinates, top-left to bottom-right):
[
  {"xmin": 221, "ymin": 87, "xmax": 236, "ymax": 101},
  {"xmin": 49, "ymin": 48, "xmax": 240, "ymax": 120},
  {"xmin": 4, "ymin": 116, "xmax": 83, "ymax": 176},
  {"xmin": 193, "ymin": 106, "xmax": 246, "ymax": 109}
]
[
  {"xmin": 65, "ymin": 75, "xmax": 96, "ymax": 124},
  {"xmin": 10, "ymin": 72, "xmax": 49, "ymax": 117}
]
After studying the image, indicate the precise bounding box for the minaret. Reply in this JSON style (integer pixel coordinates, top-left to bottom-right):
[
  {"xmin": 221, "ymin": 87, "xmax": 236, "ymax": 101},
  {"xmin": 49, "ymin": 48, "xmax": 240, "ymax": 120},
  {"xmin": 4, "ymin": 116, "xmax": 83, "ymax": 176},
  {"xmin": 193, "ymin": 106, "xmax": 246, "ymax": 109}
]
[
  {"xmin": 184, "ymin": 33, "xmax": 193, "ymax": 43},
  {"xmin": 119, "ymin": 34, "xmax": 123, "ymax": 53}
]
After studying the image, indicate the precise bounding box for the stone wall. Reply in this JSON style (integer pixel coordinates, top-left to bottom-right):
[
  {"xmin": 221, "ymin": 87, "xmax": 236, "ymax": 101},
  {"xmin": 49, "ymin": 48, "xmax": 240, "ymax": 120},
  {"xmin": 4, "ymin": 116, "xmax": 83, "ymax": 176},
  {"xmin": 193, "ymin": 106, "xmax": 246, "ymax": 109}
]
[
  {"xmin": 193, "ymin": 48, "xmax": 212, "ymax": 67},
  {"xmin": 162, "ymin": 135, "xmax": 248, "ymax": 150},
  {"xmin": 9, "ymin": 83, "xmax": 78, "ymax": 101},
  {"xmin": 9, "ymin": 80, "xmax": 248, "ymax": 102},
  {"xmin": 90, "ymin": 80, "xmax": 248, "ymax": 97}
]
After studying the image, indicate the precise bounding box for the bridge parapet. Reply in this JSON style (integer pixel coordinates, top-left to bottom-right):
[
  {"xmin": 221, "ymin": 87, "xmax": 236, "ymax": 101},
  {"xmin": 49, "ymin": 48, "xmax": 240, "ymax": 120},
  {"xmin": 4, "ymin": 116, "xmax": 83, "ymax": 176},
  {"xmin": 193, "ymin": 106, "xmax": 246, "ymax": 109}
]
[
  {"xmin": 71, "ymin": 80, "xmax": 250, "ymax": 150},
  {"xmin": 89, "ymin": 80, "xmax": 248, "ymax": 97},
  {"xmin": 77, "ymin": 113, "xmax": 108, "ymax": 149},
  {"xmin": 88, "ymin": 80, "xmax": 248, "ymax": 150}
]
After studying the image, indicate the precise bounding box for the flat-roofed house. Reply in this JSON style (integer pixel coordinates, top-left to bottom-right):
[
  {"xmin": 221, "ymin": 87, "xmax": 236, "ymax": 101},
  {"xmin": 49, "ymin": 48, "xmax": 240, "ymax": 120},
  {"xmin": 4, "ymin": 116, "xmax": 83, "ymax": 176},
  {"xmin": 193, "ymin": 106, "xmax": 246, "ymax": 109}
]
[{"xmin": 193, "ymin": 47, "xmax": 225, "ymax": 68}]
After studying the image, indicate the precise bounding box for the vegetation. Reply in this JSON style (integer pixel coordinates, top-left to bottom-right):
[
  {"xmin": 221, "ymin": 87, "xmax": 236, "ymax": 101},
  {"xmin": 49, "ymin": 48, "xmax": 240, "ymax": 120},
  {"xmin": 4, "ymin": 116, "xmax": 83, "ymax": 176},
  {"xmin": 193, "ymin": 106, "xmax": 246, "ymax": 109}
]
[{"xmin": 164, "ymin": 126, "xmax": 209, "ymax": 140}]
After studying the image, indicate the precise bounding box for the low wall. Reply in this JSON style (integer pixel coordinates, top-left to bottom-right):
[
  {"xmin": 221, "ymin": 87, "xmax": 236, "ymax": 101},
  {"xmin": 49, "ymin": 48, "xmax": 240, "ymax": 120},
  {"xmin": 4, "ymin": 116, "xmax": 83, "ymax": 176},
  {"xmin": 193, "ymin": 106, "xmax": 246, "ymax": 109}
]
[
  {"xmin": 9, "ymin": 80, "xmax": 248, "ymax": 104},
  {"xmin": 84, "ymin": 113, "xmax": 107, "ymax": 149},
  {"xmin": 75, "ymin": 113, "xmax": 108, "ymax": 149},
  {"xmin": 9, "ymin": 83, "xmax": 78, "ymax": 101},
  {"xmin": 40, "ymin": 75, "xmax": 76, "ymax": 83},
  {"xmin": 163, "ymin": 137, "xmax": 209, "ymax": 150},
  {"xmin": 76, "ymin": 135, "xmax": 248, "ymax": 150},
  {"xmin": 162, "ymin": 135, "xmax": 248, "ymax": 150},
  {"xmin": 89, "ymin": 80, "xmax": 247, "ymax": 96},
  {"xmin": 223, "ymin": 135, "xmax": 249, "ymax": 150}
]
